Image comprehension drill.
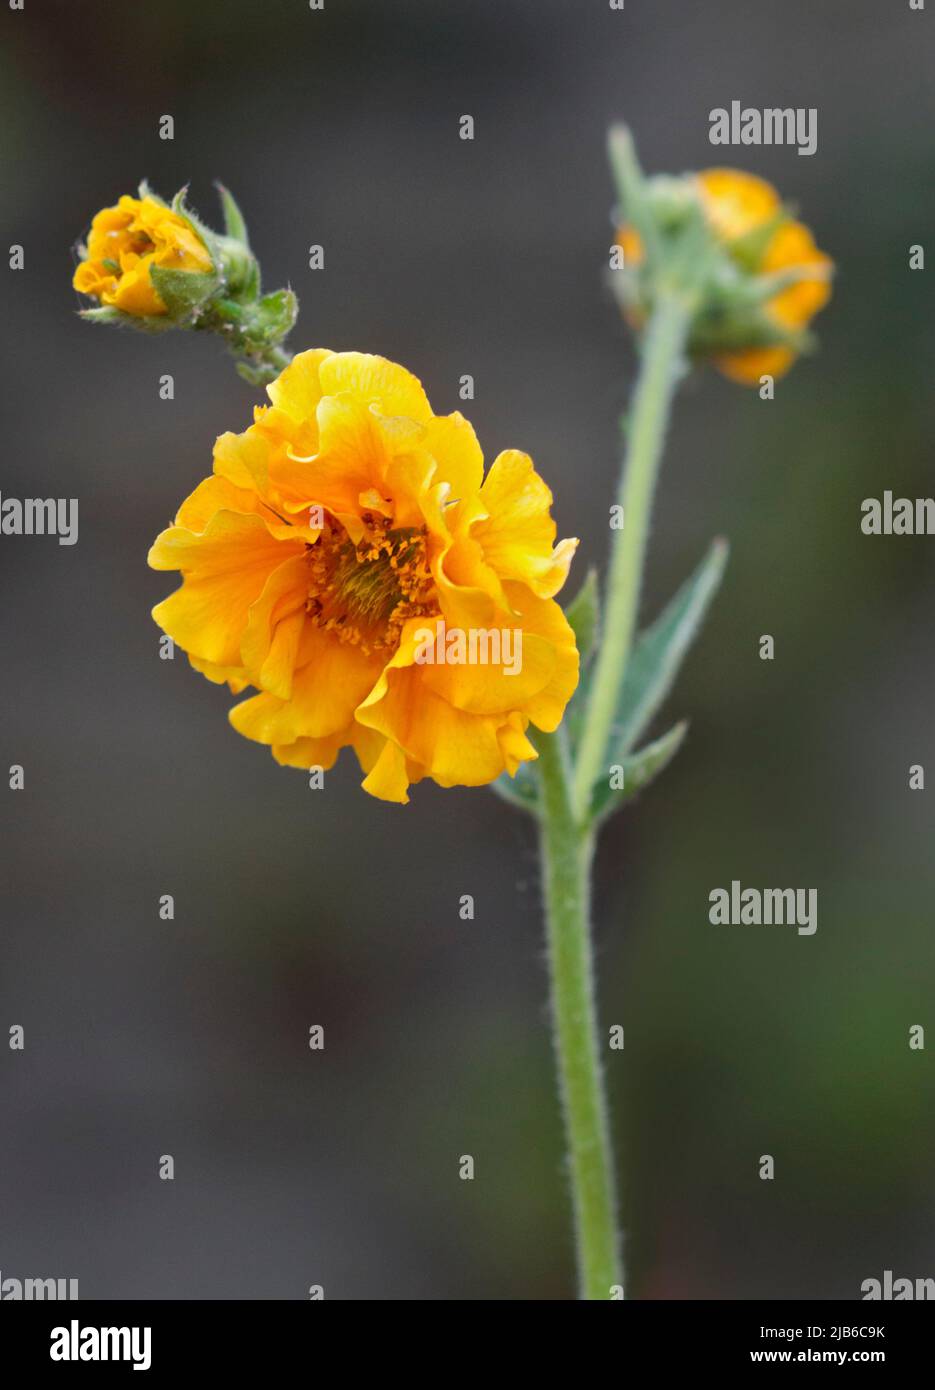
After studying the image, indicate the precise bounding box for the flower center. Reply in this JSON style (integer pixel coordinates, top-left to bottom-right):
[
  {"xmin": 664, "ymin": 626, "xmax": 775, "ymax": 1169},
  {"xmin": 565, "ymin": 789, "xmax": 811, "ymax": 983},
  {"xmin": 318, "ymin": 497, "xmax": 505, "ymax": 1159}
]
[{"xmin": 306, "ymin": 515, "xmax": 437, "ymax": 654}]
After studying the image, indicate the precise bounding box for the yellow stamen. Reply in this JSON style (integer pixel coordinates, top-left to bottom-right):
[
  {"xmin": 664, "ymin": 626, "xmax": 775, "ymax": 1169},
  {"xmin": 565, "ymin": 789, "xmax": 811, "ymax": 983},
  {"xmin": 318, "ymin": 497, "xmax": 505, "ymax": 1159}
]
[{"xmin": 305, "ymin": 515, "xmax": 437, "ymax": 655}]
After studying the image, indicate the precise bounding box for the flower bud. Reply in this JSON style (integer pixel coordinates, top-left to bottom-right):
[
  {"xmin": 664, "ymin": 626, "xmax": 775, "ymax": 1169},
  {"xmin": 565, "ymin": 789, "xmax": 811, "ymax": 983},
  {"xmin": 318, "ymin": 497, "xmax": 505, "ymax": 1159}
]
[
  {"xmin": 74, "ymin": 184, "xmax": 298, "ymax": 382},
  {"xmin": 73, "ymin": 188, "xmax": 220, "ymax": 325},
  {"xmin": 609, "ymin": 129, "xmax": 832, "ymax": 383}
]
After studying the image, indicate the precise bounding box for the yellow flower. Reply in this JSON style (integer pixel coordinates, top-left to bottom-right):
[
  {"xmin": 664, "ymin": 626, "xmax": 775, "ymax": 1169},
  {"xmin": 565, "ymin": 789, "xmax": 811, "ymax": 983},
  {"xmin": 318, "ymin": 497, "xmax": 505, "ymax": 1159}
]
[
  {"xmin": 616, "ymin": 168, "xmax": 832, "ymax": 383},
  {"xmin": 148, "ymin": 350, "xmax": 579, "ymax": 803},
  {"xmin": 73, "ymin": 194, "xmax": 214, "ymax": 317}
]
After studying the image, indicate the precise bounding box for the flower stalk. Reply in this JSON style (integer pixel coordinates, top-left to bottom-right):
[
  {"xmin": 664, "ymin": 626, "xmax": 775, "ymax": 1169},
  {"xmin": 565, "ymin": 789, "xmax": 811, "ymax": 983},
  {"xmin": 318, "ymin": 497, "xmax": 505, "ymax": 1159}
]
[
  {"xmin": 534, "ymin": 286, "xmax": 694, "ymax": 1301},
  {"xmin": 531, "ymin": 125, "xmax": 832, "ymax": 1294},
  {"xmin": 572, "ymin": 288, "xmax": 693, "ymax": 818},
  {"xmin": 534, "ymin": 727, "xmax": 621, "ymax": 1298}
]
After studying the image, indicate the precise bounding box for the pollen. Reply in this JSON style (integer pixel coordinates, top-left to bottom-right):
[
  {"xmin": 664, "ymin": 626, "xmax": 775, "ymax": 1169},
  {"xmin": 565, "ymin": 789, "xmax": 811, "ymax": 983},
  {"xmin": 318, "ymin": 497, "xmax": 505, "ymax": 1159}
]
[{"xmin": 305, "ymin": 513, "xmax": 438, "ymax": 654}]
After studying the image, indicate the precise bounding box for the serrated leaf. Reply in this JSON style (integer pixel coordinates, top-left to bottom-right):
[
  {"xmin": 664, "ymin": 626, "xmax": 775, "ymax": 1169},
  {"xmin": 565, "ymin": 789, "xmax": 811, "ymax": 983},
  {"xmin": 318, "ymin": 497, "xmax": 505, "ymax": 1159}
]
[
  {"xmin": 592, "ymin": 720, "xmax": 687, "ymax": 823},
  {"xmin": 565, "ymin": 567, "xmax": 600, "ymax": 666},
  {"xmin": 611, "ymin": 537, "xmax": 727, "ymax": 759},
  {"xmin": 215, "ymin": 182, "xmax": 250, "ymax": 245}
]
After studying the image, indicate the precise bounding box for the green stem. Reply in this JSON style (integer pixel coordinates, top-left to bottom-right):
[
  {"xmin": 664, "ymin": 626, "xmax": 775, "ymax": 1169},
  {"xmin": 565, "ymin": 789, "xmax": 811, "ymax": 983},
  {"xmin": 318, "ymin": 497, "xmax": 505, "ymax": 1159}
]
[
  {"xmin": 534, "ymin": 727, "xmax": 621, "ymax": 1299},
  {"xmin": 571, "ymin": 289, "xmax": 692, "ymax": 818},
  {"xmin": 243, "ymin": 342, "xmax": 292, "ymax": 383},
  {"xmin": 204, "ymin": 298, "xmax": 293, "ymax": 385}
]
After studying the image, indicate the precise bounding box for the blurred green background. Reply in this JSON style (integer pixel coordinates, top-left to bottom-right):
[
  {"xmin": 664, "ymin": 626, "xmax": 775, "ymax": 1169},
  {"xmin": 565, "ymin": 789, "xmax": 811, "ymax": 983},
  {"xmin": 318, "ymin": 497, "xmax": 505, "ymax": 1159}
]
[{"xmin": 1, "ymin": 0, "xmax": 933, "ymax": 1298}]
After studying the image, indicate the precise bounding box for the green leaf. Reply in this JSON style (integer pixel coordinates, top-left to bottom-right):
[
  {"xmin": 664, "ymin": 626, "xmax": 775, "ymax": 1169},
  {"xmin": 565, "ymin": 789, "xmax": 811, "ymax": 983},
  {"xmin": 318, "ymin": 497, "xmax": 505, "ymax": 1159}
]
[
  {"xmin": 149, "ymin": 265, "xmax": 222, "ymax": 319},
  {"xmin": 592, "ymin": 720, "xmax": 687, "ymax": 823},
  {"xmin": 564, "ymin": 568, "xmax": 600, "ymax": 666},
  {"xmin": 565, "ymin": 672, "xmax": 590, "ymax": 754},
  {"xmin": 78, "ymin": 306, "xmax": 122, "ymax": 326},
  {"xmin": 215, "ymin": 182, "xmax": 250, "ymax": 245},
  {"xmin": 611, "ymin": 537, "xmax": 727, "ymax": 759},
  {"xmin": 562, "ymin": 570, "xmax": 601, "ymax": 757},
  {"xmin": 79, "ymin": 305, "xmax": 177, "ymax": 333},
  {"xmin": 137, "ymin": 179, "xmax": 168, "ymax": 207},
  {"xmin": 490, "ymin": 761, "xmax": 539, "ymax": 816},
  {"xmin": 255, "ymin": 288, "xmax": 298, "ymax": 340},
  {"xmin": 215, "ymin": 238, "xmax": 260, "ymax": 300},
  {"xmin": 167, "ymin": 188, "xmax": 223, "ymax": 270},
  {"xmin": 728, "ymin": 207, "xmax": 788, "ymax": 273},
  {"xmin": 690, "ymin": 304, "xmax": 812, "ymax": 356},
  {"xmin": 607, "ymin": 125, "xmax": 661, "ymax": 267}
]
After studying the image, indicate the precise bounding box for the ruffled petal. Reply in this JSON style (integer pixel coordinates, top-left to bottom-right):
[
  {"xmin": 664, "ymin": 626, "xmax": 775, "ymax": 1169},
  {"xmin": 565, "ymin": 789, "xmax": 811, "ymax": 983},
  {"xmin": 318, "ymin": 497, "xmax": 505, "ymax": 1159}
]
[
  {"xmin": 271, "ymin": 730, "xmax": 347, "ymax": 771},
  {"xmin": 230, "ymin": 628, "xmax": 382, "ymax": 744},
  {"xmin": 240, "ymin": 554, "xmax": 310, "ymax": 700},
  {"xmin": 293, "ymin": 393, "xmax": 388, "ymax": 518},
  {"xmin": 418, "ymin": 625, "xmax": 557, "ymax": 715},
  {"xmin": 213, "ymin": 426, "xmax": 271, "ymax": 494},
  {"xmin": 212, "ymin": 428, "xmax": 320, "ymax": 540},
  {"xmin": 356, "ymin": 664, "xmax": 509, "ymax": 788},
  {"xmin": 175, "ymin": 474, "xmax": 262, "ymax": 530},
  {"xmin": 106, "ymin": 256, "xmax": 164, "ymax": 315},
  {"xmin": 188, "ymin": 652, "xmax": 251, "ymax": 694},
  {"xmin": 473, "ymin": 450, "xmax": 577, "ymax": 599},
  {"xmin": 498, "ymin": 712, "xmax": 538, "ymax": 777},
  {"xmin": 500, "ymin": 581, "xmax": 579, "ymax": 732},
  {"xmin": 149, "ymin": 510, "xmax": 303, "ymax": 666},
  {"xmin": 265, "ymin": 348, "xmax": 334, "ymax": 423},
  {"xmin": 318, "ymin": 351, "xmax": 433, "ymax": 422},
  {"xmin": 422, "ymin": 411, "xmax": 484, "ymax": 500},
  {"xmin": 360, "ymin": 738, "xmax": 412, "ymax": 804}
]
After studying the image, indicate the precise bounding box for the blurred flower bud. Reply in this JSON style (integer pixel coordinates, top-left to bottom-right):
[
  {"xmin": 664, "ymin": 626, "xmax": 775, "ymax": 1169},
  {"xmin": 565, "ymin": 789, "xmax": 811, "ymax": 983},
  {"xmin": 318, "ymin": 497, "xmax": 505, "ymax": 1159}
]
[{"xmin": 609, "ymin": 128, "xmax": 833, "ymax": 383}]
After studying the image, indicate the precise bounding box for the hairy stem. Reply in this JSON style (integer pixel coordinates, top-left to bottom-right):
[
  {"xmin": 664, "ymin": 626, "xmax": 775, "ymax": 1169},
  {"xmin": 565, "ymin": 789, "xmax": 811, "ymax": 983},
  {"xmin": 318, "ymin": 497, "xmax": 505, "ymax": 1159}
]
[
  {"xmin": 535, "ymin": 728, "xmax": 621, "ymax": 1299},
  {"xmin": 572, "ymin": 290, "xmax": 692, "ymax": 817}
]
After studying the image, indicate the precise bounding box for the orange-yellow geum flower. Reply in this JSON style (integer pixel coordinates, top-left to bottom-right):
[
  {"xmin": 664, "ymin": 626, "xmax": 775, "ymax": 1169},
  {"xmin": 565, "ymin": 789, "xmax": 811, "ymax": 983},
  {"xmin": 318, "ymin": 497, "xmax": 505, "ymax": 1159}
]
[
  {"xmin": 617, "ymin": 168, "xmax": 832, "ymax": 384},
  {"xmin": 148, "ymin": 351, "xmax": 580, "ymax": 803},
  {"xmin": 73, "ymin": 194, "xmax": 214, "ymax": 317}
]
